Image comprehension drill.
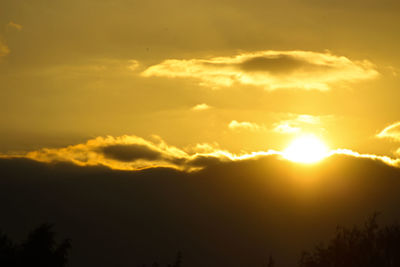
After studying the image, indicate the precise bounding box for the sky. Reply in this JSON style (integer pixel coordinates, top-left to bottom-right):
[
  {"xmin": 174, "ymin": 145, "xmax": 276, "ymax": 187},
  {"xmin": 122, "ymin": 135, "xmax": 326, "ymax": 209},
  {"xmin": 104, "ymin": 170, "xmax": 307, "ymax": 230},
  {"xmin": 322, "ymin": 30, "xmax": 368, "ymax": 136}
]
[
  {"xmin": 1, "ymin": 0, "xmax": 400, "ymax": 161},
  {"xmin": 1, "ymin": 1, "xmax": 400, "ymax": 266}
]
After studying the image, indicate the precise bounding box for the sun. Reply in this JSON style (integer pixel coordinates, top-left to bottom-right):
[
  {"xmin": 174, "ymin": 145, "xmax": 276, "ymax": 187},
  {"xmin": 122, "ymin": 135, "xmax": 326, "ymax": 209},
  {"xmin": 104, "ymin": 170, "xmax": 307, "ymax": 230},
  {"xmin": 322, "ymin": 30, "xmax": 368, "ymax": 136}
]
[{"xmin": 282, "ymin": 135, "xmax": 329, "ymax": 164}]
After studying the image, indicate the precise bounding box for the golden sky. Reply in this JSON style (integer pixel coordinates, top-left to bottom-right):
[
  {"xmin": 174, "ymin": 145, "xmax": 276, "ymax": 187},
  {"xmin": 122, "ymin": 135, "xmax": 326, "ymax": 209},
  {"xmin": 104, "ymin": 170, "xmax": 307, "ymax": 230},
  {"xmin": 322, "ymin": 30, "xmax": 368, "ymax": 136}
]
[{"xmin": 1, "ymin": 0, "xmax": 400, "ymax": 168}]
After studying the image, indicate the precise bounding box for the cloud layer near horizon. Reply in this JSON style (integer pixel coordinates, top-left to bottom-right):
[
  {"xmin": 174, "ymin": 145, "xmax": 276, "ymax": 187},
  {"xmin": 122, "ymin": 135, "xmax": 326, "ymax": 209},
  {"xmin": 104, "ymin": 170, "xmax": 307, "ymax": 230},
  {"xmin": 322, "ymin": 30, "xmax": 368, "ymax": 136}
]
[
  {"xmin": 5, "ymin": 135, "xmax": 270, "ymax": 172},
  {"xmin": 141, "ymin": 50, "xmax": 379, "ymax": 90},
  {"xmin": 1, "ymin": 134, "xmax": 400, "ymax": 172}
]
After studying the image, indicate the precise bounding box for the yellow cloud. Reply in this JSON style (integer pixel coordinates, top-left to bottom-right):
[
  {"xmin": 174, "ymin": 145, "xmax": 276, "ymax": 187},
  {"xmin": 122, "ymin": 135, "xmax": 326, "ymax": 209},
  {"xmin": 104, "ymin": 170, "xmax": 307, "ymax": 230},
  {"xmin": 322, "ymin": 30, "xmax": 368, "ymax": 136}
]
[
  {"xmin": 7, "ymin": 21, "xmax": 23, "ymax": 31},
  {"xmin": 23, "ymin": 135, "xmax": 191, "ymax": 171},
  {"xmin": 228, "ymin": 120, "xmax": 266, "ymax": 132},
  {"xmin": 1, "ymin": 135, "xmax": 400, "ymax": 171},
  {"xmin": 376, "ymin": 122, "xmax": 400, "ymax": 141},
  {"xmin": 192, "ymin": 103, "xmax": 211, "ymax": 111},
  {"xmin": 0, "ymin": 41, "xmax": 10, "ymax": 57},
  {"xmin": 0, "ymin": 135, "xmax": 241, "ymax": 172},
  {"xmin": 127, "ymin": 59, "xmax": 140, "ymax": 71},
  {"xmin": 0, "ymin": 134, "xmax": 279, "ymax": 171},
  {"xmin": 330, "ymin": 149, "xmax": 400, "ymax": 168},
  {"xmin": 141, "ymin": 50, "xmax": 379, "ymax": 90},
  {"xmin": 273, "ymin": 122, "xmax": 301, "ymax": 134},
  {"xmin": 272, "ymin": 114, "xmax": 322, "ymax": 134}
]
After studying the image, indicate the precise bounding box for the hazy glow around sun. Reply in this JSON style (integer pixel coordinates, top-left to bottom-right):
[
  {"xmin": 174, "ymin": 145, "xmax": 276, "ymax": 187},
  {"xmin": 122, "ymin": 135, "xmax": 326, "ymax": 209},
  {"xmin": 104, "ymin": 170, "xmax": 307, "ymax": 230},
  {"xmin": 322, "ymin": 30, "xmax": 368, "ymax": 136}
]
[{"xmin": 282, "ymin": 135, "xmax": 329, "ymax": 164}]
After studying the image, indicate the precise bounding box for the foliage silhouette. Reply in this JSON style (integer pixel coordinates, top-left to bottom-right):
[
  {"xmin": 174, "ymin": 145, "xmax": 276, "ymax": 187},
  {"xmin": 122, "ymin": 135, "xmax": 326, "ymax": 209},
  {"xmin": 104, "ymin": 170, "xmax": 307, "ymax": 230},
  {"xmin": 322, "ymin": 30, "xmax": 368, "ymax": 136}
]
[
  {"xmin": 299, "ymin": 213, "xmax": 400, "ymax": 267},
  {"xmin": 141, "ymin": 251, "xmax": 182, "ymax": 267},
  {"xmin": 4, "ymin": 214, "xmax": 400, "ymax": 267},
  {"xmin": 267, "ymin": 255, "xmax": 275, "ymax": 267},
  {"xmin": 0, "ymin": 223, "xmax": 70, "ymax": 267}
]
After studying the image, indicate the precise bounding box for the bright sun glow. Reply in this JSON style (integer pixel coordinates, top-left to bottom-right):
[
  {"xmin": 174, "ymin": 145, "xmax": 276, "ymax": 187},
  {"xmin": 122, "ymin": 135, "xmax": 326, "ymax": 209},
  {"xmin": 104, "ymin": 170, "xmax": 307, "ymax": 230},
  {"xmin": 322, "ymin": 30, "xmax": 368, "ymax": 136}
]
[{"xmin": 282, "ymin": 135, "xmax": 329, "ymax": 164}]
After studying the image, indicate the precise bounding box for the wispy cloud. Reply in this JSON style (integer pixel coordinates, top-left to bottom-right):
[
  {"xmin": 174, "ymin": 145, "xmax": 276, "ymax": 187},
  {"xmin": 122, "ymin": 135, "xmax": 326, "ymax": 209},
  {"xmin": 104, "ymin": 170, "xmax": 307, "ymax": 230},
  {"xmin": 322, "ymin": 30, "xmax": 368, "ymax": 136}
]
[
  {"xmin": 272, "ymin": 114, "xmax": 322, "ymax": 134},
  {"xmin": 29, "ymin": 58, "xmax": 141, "ymax": 78},
  {"xmin": 192, "ymin": 103, "xmax": 211, "ymax": 111},
  {"xmin": 228, "ymin": 120, "xmax": 266, "ymax": 132},
  {"xmin": 7, "ymin": 21, "xmax": 23, "ymax": 31},
  {"xmin": 273, "ymin": 122, "xmax": 301, "ymax": 134},
  {"xmin": 1, "ymin": 135, "xmax": 256, "ymax": 172},
  {"xmin": 1, "ymin": 135, "xmax": 400, "ymax": 171},
  {"xmin": 330, "ymin": 149, "xmax": 400, "ymax": 167},
  {"xmin": 377, "ymin": 122, "xmax": 400, "ymax": 157},
  {"xmin": 377, "ymin": 122, "xmax": 400, "ymax": 141},
  {"xmin": 141, "ymin": 50, "xmax": 379, "ymax": 90},
  {"xmin": 0, "ymin": 41, "xmax": 10, "ymax": 58}
]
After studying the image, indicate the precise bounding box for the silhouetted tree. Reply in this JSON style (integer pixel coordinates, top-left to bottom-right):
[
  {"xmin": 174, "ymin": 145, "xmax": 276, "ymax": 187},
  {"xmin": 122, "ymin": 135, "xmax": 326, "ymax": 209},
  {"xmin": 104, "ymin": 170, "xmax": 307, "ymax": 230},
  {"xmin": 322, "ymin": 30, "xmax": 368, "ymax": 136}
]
[
  {"xmin": 0, "ymin": 224, "xmax": 70, "ymax": 267},
  {"xmin": 267, "ymin": 255, "xmax": 275, "ymax": 267},
  {"xmin": 0, "ymin": 231, "xmax": 16, "ymax": 267},
  {"xmin": 167, "ymin": 251, "xmax": 182, "ymax": 267},
  {"xmin": 299, "ymin": 213, "xmax": 400, "ymax": 267},
  {"xmin": 143, "ymin": 252, "xmax": 182, "ymax": 267}
]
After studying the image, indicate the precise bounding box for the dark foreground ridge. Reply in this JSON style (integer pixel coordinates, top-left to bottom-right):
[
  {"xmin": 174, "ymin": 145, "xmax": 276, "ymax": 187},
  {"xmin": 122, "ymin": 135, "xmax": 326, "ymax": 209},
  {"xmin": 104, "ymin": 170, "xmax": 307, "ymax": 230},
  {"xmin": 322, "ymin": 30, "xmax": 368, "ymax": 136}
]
[
  {"xmin": 2, "ymin": 214, "xmax": 400, "ymax": 267},
  {"xmin": 1, "ymin": 155, "xmax": 400, "ymax": 266}
]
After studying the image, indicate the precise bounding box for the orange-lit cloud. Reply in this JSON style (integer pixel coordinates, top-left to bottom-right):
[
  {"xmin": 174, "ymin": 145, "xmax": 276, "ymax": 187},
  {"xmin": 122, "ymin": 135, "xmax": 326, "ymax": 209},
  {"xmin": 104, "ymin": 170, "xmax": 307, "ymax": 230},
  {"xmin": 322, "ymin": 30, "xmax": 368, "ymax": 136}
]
[
  {"xmin": 0, "ymin": 41, "xmax": 9, "ymax": 57},
  {"xmin": 330, "ymin": 149, "xmax": 400, "ymax": 168},
  {"xmin": 377, "ymin": 122, "xmax": 400, "ymax": 141},
  {"xmin": 1, "ymin": 135, "xmax": 244, "ymax": 172},
  {"xmin": 192, "ymin": 103, "xmax": 211, "ymax": 111},
  {"xmin": 272, "ymin": 114, "xmax": 323, "ymax": 134},
  {"xmin": 228, "ymin": 120, "xmax": 266, "ymax": 132},
  {"xmin": 0, "ymin": 134, "xmax": 278, "ymax": 171},
  {"xmin": 7, "ymin": 21, "xmax": 23, "ymax": 31},
  {"xmin": 56, "ymin": 59, "xmax": 137, "ymax": 75},
  {"xmin": 141, "ymin": 50, "xmax": 379, "ymax": 90},
  {"xmin": 1, "ymin": 135, "xmax": 400, "ymax": 172},
  {"xmin": 273, "ymin": 123, "xmax": 301, "ymax": 134},
  {"xmin": 127, "ymin": 59, "xmax": 140, "ymax": 71},
  {"xmin": 23, "ymin": 135, "xmax": 193, "ymax": 171}
]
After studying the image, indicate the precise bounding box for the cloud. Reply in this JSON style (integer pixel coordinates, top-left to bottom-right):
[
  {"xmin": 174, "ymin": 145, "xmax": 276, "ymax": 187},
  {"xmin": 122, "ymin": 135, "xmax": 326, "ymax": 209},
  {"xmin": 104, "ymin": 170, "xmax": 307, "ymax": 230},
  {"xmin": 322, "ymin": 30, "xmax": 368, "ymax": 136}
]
[
  {"xmin": 0, "ymin": 41, "xmax": 10, "ymax": 57},
  {"xmin": 0, "ymin": 22, "xmax": 22, "ymax": 59},
  {"xmin": 272, "ymin": 114, "xmax": 321, "ymax": 134},
  {"xmin": 228, "ymin": 120, "xmax": 266, "ymax": 132},
  {"xmin": 1, "ymin": 135, "xmax": 248, "ymax": 172},
  {"xmin": 33, "ymin": 58, "xmax": 140, "ymax": 77},
  {"xmin": 101, "ymin": 144, "xmax": 163, "ymax": 162},
  {"xmin": 7, "ymin": 21, "xmax": 23, "ymax": 31},
  {"xmin": 273, "ymin": 122, "xmax": 301, "ymax": 134},
  {"xmin": 377, "ymin": 122, "xmax": 400, "ymax": 141},
  {"xmin": 1, "ymin": 134, "xmax": 400, "ymax": 172},
  {"xmin": 127, "ymin": 59, "xmax": 140, "ymax": 71},
  {"xmin": 0, "ymin": 134, "xmax": 277, "ymax": 171},
  {"xmin": 22, "ymin": 135, "xmax": 195, "ymax": 171},
  {"xmin": 377, "ymin": 122, "xmax": 400, "ymax": 157},
  {"xmin": 330, "ymin": 149, "xmax": 400, "ymax": 167},
  {"xmin": 141, "ymin": 50, "xmax": 379, "ymax": 90},
  {"xmin": 192, "ymin": 103, "xmax": 211, "ymax": 111}
]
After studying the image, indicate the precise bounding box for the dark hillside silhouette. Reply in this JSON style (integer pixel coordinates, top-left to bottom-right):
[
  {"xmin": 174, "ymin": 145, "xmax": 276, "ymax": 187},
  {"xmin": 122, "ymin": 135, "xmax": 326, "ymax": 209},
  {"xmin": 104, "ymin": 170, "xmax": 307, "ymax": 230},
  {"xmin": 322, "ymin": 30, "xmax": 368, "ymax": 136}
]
[{"xmin": 2, "ymin": 156, "xmax": 400, "ymax": 266}]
